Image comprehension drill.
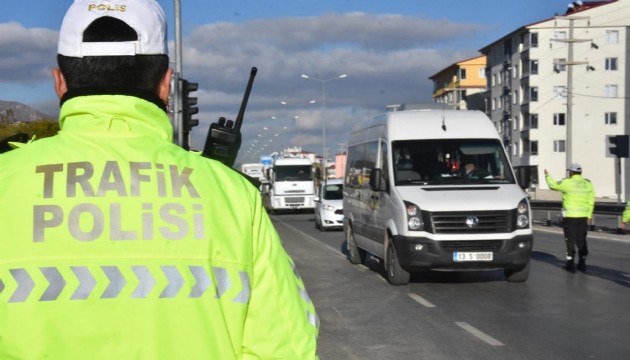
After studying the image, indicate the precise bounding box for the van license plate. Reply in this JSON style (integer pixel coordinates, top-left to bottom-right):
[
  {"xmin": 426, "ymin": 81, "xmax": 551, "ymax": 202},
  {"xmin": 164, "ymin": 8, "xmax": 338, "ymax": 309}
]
[{"xmin": 453, "ymin": 252, "xmax": 493, "ymax": 262}]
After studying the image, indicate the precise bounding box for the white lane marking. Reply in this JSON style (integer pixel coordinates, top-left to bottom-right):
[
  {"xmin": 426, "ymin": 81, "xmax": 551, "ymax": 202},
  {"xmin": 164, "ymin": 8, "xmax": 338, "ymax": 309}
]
[
  {"xmin": 455, "ymin": 322, "xmax": 504, "ymax": 347},
  {"xmin": 407, "ymin": 292, "xmax": 436, "ymax": 308},
  {"xmin": 274, "ymin": 217, "xmax": 346, "ymax": 259}
]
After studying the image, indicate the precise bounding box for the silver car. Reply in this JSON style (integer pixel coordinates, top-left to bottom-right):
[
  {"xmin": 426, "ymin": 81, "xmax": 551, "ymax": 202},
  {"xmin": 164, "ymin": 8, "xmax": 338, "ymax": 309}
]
[{"xmin": 314, "ymin": 178, "xmax": 344, "ymax": 231}]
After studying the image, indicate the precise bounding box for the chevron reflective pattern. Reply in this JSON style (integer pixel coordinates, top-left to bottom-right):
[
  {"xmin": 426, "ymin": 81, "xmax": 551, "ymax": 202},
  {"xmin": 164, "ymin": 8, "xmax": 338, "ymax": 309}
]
[
  {"xmin": 0, "ymin": 265, "xmax": 250, "ymax": 304},
  {"xmin": 289, "ymin": 259, "xmax": 319, "ymax": 328}
]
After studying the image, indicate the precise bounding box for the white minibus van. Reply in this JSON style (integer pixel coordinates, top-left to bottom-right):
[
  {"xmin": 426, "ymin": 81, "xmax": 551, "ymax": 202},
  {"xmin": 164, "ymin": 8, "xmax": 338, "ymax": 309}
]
[{"xmin": 343, "ymin": 109, "xmax": 533, "ymax": 285}]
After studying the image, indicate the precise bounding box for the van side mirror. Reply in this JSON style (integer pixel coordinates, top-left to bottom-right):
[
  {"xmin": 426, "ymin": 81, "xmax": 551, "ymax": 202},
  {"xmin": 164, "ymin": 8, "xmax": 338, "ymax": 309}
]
[
  {"xmin": 369, "ymin": 168, "xmax": 387, "ymax": 191},
  {"xmin": 518, "ymin": 180, "xmax": 529, "ymax": 190}
]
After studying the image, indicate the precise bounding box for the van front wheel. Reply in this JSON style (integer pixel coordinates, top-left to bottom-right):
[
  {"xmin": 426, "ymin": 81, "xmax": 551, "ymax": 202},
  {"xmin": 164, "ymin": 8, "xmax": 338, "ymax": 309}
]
[{"xmin": 385, "ymin": 241, "xmax": 410, "ymax": 285}]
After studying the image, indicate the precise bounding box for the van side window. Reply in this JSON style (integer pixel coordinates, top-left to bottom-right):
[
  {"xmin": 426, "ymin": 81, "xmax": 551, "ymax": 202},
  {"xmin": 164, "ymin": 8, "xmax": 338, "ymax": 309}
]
[
  {"xmin": 364, "ymin": 141, "xmax": 379, "ymax": 189},
  {"xmin": 346, "ymin": 142, "xmax": 374, "ymax": 189},
  {"xmin": 380, "ymin": 140, "xmax": 388, "ymax": 186}
]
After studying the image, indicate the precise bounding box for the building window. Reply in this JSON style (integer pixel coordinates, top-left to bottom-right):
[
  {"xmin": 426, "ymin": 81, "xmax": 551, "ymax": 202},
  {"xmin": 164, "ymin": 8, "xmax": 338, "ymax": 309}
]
[
  {"xmin": 530, "ymin": 87, "xmax": 538, "ymax": 102},
  {"xmin": 553, "ymin": 31, "xmax": 567, "ymax": 47},
  {"xmin": 514, "ymin": 116, "xmax": 519, "ymax": 130},
  {"xmin": 531, "ymin": 32, "xmax": 538, "ymax": 48},
  {"xmin": 513, "ymin": 64, "xmax": 519, "ymax": 79},
  {"xmin": 605, "ymin": 57, "xmax": 618, "ymax": 71},
  {"xmin": 531, "ymin": 113, "xmax": 538, "ymax": 129},
  {"xmin": 513, "ymin": 142, "xmax": 519, "ymax": 156},
  {"xmin": 531, "ymin": 141, "xmax": 538, "ymax": 155},
  {"xmin": 605, "ymin": 84, "xmax": 618, "ymax": 98},
  {"xmin": 459, "ymin": 68, "xmax": 467, "ymax": 80},
  {"xmin": 554, "ymin": 140, "xmax": 566, "ymax": 153},
  {"xmin": 513, "ymin": 91, "xmax": 519, "ymax": 105},
  {"xmin": 478, "ymin": 68, "xmax": 485, "ymax": 79},
  {"xmin": 504, "ymin": 39, "xmax": 513, "ymax": 56},
  {"xmin": 553, "ymin": 86, "xmax": 567, "ymax": 99},
  {"xmin": 553, "ymin": 113, "xmax": 566, "ymax": 126},
  {"xmin": 605, "ymin": 112, "xmax": 617, "ymax": 125},
  {"xmin": 530, "ymin": 59, "xmax": 539, "ymax": 75},
  {"xmin": 553, "ymin": 58, "xmax": 567, "ymax": 72},
  {"xmin": 606, "ymin": 30, "xmax": 619, "ymax": 44}
]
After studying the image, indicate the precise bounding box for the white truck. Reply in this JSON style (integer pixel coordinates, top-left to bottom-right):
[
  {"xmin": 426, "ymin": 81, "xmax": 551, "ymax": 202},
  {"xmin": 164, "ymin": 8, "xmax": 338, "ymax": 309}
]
[
  {"xmin": 262, "ymin": 157, "xmax": 315, "ymax": 212},
  {"xmin": 241, "ymin": 163, "xmax": 265, "ymax": 182},
  {"xmin": 343, "ymin": 109, "xmax": 533, "ymax": 284}
]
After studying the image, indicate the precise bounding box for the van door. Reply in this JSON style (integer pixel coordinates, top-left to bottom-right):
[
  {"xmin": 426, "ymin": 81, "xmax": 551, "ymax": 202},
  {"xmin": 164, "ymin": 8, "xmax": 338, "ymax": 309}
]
[
  {"xmin": 345, "ymin": 142, "xmax": 367, "ymax": 237},
  {"xmin": 363, "ymin": 139, "xmax": 388, "ymax": 256}
]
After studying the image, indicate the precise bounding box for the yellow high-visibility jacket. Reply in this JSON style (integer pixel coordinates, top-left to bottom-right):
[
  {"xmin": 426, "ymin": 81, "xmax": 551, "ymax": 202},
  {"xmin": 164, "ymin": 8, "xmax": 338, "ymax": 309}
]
[
  {"xmin": 0, "ymin": 93, "xmax": 319, "ymax": 359},
  {"xmin": 545, "ymin": 173, "xmax": 595, "ymax": 219},
  {"xmin": 622, "ymin": 201, "xmax": 630, "ymax": 223}
]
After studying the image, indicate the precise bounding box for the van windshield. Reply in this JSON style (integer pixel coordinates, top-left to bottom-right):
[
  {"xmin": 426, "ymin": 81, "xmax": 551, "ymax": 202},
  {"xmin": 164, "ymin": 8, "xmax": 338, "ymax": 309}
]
[{"xmin": 392, "ymin": 139, "xmax": 515, "ymax": 186}]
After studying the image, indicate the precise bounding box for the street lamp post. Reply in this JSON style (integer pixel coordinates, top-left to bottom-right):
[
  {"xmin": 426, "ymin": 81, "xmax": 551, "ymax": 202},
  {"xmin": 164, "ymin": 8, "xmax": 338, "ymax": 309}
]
[
  {"xmin": 280, "ymin": 99, "xmax": 316, "ymax": 148},
  {"xmin": 301, "ymin": 73, "xmax": 347, "ymax": 175}
]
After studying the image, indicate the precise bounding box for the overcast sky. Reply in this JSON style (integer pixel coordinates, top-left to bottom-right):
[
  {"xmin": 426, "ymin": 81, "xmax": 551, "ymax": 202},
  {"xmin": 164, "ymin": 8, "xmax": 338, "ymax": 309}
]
[{"xmin": 0, "ymin": 0, "xmax": 574, "ymax": 164}]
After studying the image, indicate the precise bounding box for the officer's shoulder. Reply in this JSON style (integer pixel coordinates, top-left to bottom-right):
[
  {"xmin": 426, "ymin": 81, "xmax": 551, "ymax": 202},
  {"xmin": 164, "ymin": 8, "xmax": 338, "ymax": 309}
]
[
  {"xmin": 227, "ymin": 167, "xmax": 262, "ymax": 188},
  {"xmin": 193, "ymin": 155, "xmax": 260, "ymax": 187}
]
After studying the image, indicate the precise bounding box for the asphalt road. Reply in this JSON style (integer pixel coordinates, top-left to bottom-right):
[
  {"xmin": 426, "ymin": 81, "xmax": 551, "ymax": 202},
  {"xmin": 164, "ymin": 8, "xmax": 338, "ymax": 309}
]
[{"xmin": 271, "ymin": 212, "xmax": 630, "ymax": 360}]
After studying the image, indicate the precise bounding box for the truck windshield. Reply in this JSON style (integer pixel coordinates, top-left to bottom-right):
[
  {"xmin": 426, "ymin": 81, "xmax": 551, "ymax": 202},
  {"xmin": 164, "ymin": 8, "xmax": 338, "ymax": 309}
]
[
  {"xmin": 275, "ymin": 165, "xmax": 313, "ymax": 181},
  {"xmin": 392, "ymin": 139, "xmax": 515, "ymax": 186}
]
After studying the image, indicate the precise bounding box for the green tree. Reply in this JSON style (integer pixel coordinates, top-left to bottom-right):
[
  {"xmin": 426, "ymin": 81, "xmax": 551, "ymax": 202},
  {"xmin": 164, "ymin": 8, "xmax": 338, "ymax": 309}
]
[{"xmin": 0, "ymin": 118, "xmax": 59, "ymax": 142}]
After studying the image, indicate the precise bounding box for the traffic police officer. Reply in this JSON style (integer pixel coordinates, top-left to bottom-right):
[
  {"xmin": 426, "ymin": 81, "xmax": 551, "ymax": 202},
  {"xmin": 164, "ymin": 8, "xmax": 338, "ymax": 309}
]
[
  {"xmin": 621, "ymin": 200, "xmax": 630, "ymax": 231},
  {"xmin": 545, "ymin": 163, "xmax": 595, "ymax": 272},
  {"xmin": 0, "ymin": 1, "xmax": 319, "ymax": 358}
]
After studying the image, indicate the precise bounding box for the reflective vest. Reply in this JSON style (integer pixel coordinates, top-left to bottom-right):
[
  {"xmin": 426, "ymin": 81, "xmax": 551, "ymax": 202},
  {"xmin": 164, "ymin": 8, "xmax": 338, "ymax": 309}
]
[
  {"xmin": 545, "ymin": 173, "xmax": 595, "ymax": 218},
  {"xmin": 0, "ymin": 94, "xmax": 319, "ymax": 359},
  {"xmin": 622, "ymin": 200, "xmax": 630, "ymax": 223}
]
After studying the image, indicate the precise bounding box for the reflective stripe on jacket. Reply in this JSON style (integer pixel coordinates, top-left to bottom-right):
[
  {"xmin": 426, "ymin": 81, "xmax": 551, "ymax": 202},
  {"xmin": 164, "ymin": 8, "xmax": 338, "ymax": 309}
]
[
  {"xmin": 0, "ymin": 94, "xmax": 318, "ymax": 359},
  {"xmin": 545, "ymin": 173, "xmax": 595, "ymax": 218}
]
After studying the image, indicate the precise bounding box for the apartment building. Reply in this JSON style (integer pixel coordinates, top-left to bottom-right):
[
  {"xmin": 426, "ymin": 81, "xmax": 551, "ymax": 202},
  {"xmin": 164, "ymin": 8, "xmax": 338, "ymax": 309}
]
[
  {"xmin": 429, "ymin": 55, "xmax": 487, "ymax": 111},
  {"xmin": 476, "ymin": 0, "xmax": 628, "ymax": 200}
]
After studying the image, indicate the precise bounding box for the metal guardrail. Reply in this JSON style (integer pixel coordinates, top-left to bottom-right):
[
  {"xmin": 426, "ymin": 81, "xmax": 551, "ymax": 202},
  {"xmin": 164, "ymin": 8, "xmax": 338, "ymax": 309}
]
[
  {"xmin": 530, "ymin": 200, "xmax": 626, "ymax": 215},
  {"xmin": 530, "ymin": 200, "xmax": 627, "ymax": 235}
]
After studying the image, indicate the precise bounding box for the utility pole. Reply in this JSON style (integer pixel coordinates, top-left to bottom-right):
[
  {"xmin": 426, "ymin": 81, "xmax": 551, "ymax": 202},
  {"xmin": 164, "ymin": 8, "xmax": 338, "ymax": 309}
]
[
  {"xmin": 173, "ymin": 0, "xmax": 183, "ymax": 146},
  {"xmin": 553, "ymin": 15, "xmax": 590, "ymax": 169}
]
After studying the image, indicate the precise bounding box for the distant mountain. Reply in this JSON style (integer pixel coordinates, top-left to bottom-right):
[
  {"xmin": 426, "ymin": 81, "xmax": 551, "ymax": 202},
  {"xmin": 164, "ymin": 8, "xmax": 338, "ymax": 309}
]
[{"xmin": 0, "ymin": 100, "xmax": 54, "ymax": 123}]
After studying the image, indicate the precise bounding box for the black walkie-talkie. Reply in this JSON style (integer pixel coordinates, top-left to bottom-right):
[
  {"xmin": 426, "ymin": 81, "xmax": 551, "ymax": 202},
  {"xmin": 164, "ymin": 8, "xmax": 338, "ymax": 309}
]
[
  {"xmin": 0, "ymin": 133, "xmax": 28, "ymax": 154},
  {"xmin": 202, "ymin": 67, "xmax": 257, "ymax": 167}
]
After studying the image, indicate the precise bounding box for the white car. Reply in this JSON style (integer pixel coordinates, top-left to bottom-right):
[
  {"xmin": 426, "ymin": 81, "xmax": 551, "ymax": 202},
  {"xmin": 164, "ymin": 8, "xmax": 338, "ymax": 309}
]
[{"xmin": 314, "ymin": 178, "xmax": 344, "ymax": 231}]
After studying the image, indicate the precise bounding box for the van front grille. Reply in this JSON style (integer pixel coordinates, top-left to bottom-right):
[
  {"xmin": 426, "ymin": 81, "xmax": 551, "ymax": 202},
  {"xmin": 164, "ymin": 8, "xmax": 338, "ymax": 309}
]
[{"xmin": 428, "ymin": 210, "xmax": 511, "ymax": 234}]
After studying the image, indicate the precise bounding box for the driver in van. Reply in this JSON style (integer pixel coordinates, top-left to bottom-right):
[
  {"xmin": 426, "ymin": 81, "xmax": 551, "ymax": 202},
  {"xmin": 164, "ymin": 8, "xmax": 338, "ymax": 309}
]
[{"xmin": 461, "ymin": 156, "xmax": 485, "ymax": 178}]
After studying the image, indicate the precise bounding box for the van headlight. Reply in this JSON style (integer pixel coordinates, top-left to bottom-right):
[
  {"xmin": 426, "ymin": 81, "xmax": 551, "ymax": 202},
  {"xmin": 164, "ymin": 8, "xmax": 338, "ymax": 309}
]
[
  {"xmin": 404, "ymin": 201, "xmax": 424, "ymax": 231},
  {"xmin": 516, "ymin": 198, "xmax": 530, "ymax": 229}
]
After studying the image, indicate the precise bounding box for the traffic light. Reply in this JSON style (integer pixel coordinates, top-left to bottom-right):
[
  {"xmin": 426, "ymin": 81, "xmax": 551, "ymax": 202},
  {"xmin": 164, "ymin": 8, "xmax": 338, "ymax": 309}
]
[
  {"xmin": 609, "ymin": 134, "xmax": 629, "ymax": 158},
  {"xmin": 180, "ymin": 79, "xmax": 199, "ymax": 150},
  {"xmin": 181, "ymin": 79, "xmax": 199, "ymax": 131}
]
